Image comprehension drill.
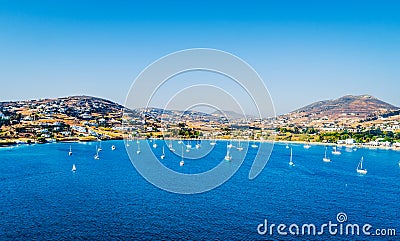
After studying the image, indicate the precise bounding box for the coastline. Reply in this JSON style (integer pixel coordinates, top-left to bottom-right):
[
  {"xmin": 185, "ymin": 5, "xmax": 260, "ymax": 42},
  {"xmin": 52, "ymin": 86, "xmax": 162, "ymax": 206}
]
[
  {"xmin": 270, "ymin": 140, "xmax": 400, "ymax": 151},
  {"xmin": 0, "ymin": 137, "xmax": 123, "ymax": 148},
  {"xmin": 2, "ymin": 137, "xmax": 399, "ymax": 152}
]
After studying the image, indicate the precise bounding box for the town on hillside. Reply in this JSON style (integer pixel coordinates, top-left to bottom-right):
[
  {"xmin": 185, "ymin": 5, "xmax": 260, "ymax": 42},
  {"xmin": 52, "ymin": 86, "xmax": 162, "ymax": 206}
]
[{"xmin": 1, "ymin": 95, "xmax": 400, "ymax": 149}]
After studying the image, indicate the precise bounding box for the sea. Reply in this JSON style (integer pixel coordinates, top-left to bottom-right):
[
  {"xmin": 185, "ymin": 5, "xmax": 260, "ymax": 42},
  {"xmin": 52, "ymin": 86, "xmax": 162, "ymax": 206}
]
[{"xmin": 0, "ymin": 140, "xmax": 399, "ymax": 240}]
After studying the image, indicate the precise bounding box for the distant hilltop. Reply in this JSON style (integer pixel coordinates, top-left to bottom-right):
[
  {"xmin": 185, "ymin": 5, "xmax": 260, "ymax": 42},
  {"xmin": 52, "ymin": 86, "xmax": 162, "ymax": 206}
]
[
  {"xmin": 291, "ymin": 95, "xmax": 399, "ymax": 119},
  {"xmin": 0, "ymin": 95, "xmax": 128, "ymax": 144},
  {"xmin": 0, "ymin": 95, "xmax": 125, "ymax": 116}
]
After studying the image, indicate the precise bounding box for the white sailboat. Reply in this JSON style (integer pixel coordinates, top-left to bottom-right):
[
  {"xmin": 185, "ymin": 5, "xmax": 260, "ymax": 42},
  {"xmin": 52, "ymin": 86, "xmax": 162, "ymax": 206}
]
[
  {"xmin": 304, "ymin": 143, "xmax": 311, "ymax": 149},
  {"xmin": 94, "ymin": 145, "xmax": 100, "ymax": 160},
  {"xmin": 168, "ymin": 140, "xmax": 173, "ymax": 149},
  {"xmin": 180, "ymin": 146, "xmax": 185, "ymax": 166},
  {"xmin": 356, "ymin": 156, "xmax": 367, "ymax": 175},
  {"xmin": 227, "ymin": 141, "xmax": 233, "ymax": 149},
  {"xmin": 169, "ymin": 140, "xmax": 175, "ymax": 152},
  {"xmin": 251, "ymin": 142, "xmax": 258, "ymax": 148},
  {"xmin": 323, "ymin": 147, "xmax": 331, "ymax": 162},
  {"xmin": 210, "ymin": 139, "xmax": 217, "ymax": 146},
  {"xmin": 332, "ymin": 146, "xmax": 341, "ymax": 155},
  {"xmin": 71, "ymin": 164, "xmax": 76, "ymax": 172},
  {"xmin": 186, "ymin": 140, "xmax": 192, "ymax": 149},
  {"xmin": 237, "ymin": 139, "xmax": 243, "ymax": 151},
  {"xmin": 153, "ymin": 142, "xmax": 158, "ymax": 148},
  {"xmin": 195, "ymin": 139, "xmax": 201, "ymax": 149},
  {"xmin": 168, "ymin": 139, "xmax": 175, "ymax": 152},
  {"xmin": 224, "ymin": 142, "xmax": 232, "ymax": 161},
  {"xmin": 136, "ymin": 141, "xmax": 141, "ymax": 155},
  {"xmin": 289, "ymin": 147, "xmax": 294, "ymax": 166},
  {"xmin": 98, "ymin": 141, "xmax": 102, "ymax": 152},
  {"xmin": 161, "ymin": 145, "xmax": 165, "ymax": 159},
  {"xmin": 111, "ymin": 145, "xmax": 116, "ymax": 151},
  {"xmin": 68, "ymin": 145, "xmax": 72, "ymax": 156},
  {"xmin": 286, "ymin": 143, "xmax": 289, "ymax": 149},
  {"xmin": 184, "ymin": 140, "xmax": 191, "ymax": 152}
]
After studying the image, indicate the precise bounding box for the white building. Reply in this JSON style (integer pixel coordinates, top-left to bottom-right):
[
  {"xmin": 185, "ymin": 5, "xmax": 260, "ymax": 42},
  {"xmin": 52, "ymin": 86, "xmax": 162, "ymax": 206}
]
[{"xmin": 71, "ymin": 125, "xmax": 87, "ymax": 133}]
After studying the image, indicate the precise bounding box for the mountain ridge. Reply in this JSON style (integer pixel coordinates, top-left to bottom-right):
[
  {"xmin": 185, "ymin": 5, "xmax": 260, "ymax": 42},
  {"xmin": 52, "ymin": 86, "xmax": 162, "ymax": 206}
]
[
  {"xmin": 291, "ymin": 94, "xmax": 398, "ymax": 118},
  {"xmin": 2, "ymin": 95, "xmax": 399, "ymax": 120}
]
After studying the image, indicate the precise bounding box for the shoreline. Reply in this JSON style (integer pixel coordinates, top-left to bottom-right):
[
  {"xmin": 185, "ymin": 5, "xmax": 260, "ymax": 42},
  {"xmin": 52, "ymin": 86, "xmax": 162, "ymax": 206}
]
[
  {"xmin": 0, "ymin": 137, "xmax": 122, "ymax": 147},
  {"xmin": 1, "ymin": 138, "xmax": 399, "ymax": 152},
  {"xmin": 272, "ymin": 140, "xmax": 400, "ymax": 151}
]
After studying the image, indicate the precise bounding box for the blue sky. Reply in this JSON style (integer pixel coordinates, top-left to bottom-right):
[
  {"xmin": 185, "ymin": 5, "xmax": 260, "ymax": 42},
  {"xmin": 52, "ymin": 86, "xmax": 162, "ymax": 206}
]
[{"xmin": 1, "ymin": 1, "xmax": 400, "ymax": 114}]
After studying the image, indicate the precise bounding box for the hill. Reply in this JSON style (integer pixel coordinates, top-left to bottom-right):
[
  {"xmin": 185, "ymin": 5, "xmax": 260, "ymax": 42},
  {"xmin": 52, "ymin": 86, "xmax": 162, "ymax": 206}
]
[
  {"xmin": 292, "ymin": 95, "xmax": 399, "ymax": 119},
  {"xmin": 0, "ymin": 95, "xmax": 125, "ymax": 117}
]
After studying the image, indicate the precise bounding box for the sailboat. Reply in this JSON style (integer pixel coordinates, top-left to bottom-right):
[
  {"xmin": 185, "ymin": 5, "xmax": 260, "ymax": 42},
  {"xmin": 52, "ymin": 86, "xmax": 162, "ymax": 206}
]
[
  {"xmin": 286, "ymin": 143, "xmax": 289, "ymax": 149},
  {"xmin": 356, "ymin": 156, "xmax": 367, "ymax": 175},
  {"xmin": 227, "ymin": 140, "xmax": 233, "ymax": 149},
  {"xmin": 210, "ymin": 139, "xmax": 217, "ymax": 146},
  {"xmin": 186, "ymin": 140, "xmax": 192, "ymax": 149},
  {"xmin": 184, "ymin": 140, "xmax": 191, "ymax": 152},
  {"xmin": 195, "ymin": 138, "xmax": 201, "ymax": 149},
  {"xmin": 224, "ymin": 142, "xmax": 232, "ymax": 161},
  {"xmin": 178, "ymin": 138, "xmax": 183, "ymax": 144},
  {"xmin": 323, "ymin": 147, "xmax": 331, "ymax": 162},
  {"xmin": 304, "ymin": 143, "xmax": 311, "ymax": 149},
  {"xmin": 237, "ymin": 139, "xmax": 243, "ymax": 151},
  {"xmin": 180, "ymin": 146, "xmax": 185, "ymax": 166},
  {"xmin": 68, "ymin": 145, "xmax": 72, "ymax": 156},
  {"xmin": 98, "ymin": 141, "xmax": 102, "ymax": 152},
  {"xmin": 168, "ymin": 140, "xmax": 175, "ymax": 152},
  {"xmin": 168, "ymin": 140, "xmax": 173, "ymax": 149},
  {"xmin": 94, "ymin": 145, "xmax": 100, "ymax": 160},
  {"xmin": 161, "ymin": 146, "xmax": 165, "ymax": 159},
  {"xmin": 111, "ymin": 145, "xmax": 116, "ymax": 151},
  {"xmin": 136, "ymin": 141, "xmax": 141, "ymax": 155},
  {"xmin": 332, "ymin": 146, "xmax": 341, "ymax": 155},
  {"xmin": 152, "ymin": 141, "xmax": 157, "ymax": 148},
  {"xmin": 289, "ymin": 147, "xmax": 294, "ymax": 166},
  {"xmin": 71, "ymin": 164, "xmax": 76, "ymax": 172}
]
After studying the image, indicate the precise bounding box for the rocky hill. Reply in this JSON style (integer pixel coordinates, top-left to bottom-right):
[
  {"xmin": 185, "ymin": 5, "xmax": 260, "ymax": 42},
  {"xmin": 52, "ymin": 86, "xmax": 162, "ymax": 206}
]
[
  {"xmin": 292, "ymin": 95, "xmax": 399, "ymax": 119},
  {"xmin": 0, "ymin": 95, "xmax": 125, "ymax": 115}
]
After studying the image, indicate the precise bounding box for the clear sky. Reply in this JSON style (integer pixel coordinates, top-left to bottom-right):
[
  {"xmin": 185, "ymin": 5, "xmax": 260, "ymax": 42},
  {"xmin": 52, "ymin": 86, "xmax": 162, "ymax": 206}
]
[{"xmin": 1, "ymin": 0, "xmax": 400, "ymax": 115}]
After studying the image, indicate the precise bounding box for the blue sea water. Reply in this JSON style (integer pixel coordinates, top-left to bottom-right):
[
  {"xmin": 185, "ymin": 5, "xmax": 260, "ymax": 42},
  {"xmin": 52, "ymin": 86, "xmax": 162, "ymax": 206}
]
[{"xmin": 0, "ymin": 141, "xmax": 399, "ymax": 240}]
